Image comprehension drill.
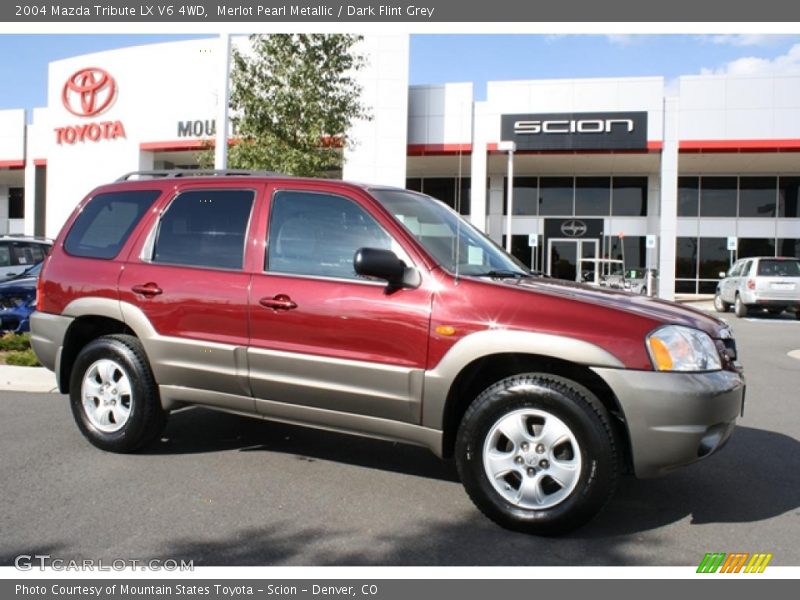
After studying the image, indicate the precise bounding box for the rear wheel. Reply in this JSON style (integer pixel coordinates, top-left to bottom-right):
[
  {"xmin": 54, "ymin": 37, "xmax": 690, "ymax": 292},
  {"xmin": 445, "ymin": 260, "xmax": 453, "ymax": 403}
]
[
  {"xmin": 734, "ymin": 295, "xmax": 749, "ymax": 318},
  {"xmin": 455, "ymin": 374, "xmax": 619, "ymax": 535},
  {"xmin": 69, "ymin": 334, "xmax": 167, "ymax": 453},
  {"xmin": 713, "ymin": 292, "xmax": 730, "ymax": 313}
]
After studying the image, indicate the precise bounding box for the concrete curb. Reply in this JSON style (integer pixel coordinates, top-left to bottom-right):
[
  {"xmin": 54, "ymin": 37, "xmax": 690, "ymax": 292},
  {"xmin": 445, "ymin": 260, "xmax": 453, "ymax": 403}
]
[{"xmin": 0, "ymin": 365, "xmax": 58, "ymax": 393}]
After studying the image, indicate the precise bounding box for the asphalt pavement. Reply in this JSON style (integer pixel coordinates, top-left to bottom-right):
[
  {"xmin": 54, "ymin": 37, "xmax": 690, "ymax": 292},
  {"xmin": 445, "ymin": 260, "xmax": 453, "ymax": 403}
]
[{"xmin": 1, "ymin": 307, "xmax": 799, "ymax": 566}]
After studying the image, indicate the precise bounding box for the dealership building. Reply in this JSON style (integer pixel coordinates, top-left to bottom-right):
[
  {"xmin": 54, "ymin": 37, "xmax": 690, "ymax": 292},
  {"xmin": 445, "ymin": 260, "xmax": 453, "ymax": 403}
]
[{"xmin": 1, "ymin": 35, "xmax": 799, "ymax": 299}]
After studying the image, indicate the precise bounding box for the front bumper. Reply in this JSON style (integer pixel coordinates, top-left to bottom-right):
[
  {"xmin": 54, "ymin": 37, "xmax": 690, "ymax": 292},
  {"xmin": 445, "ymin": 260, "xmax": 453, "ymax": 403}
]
[{"xmin": 592, "ymin": 367, "xmax": 745, "ymax": 478}]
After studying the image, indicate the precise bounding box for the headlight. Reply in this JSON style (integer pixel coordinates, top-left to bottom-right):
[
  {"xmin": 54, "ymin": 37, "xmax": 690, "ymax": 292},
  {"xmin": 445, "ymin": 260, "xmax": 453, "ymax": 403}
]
[{"xmin": 646, "ymin": 325, "xmax": 722, "ymax": 372}]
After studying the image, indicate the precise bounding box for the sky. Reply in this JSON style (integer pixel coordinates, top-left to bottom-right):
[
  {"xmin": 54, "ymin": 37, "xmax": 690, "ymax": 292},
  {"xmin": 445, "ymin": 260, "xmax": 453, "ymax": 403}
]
[{"xmin": 1, "ymin": 33, "xmax": 800, "ymax": 112}]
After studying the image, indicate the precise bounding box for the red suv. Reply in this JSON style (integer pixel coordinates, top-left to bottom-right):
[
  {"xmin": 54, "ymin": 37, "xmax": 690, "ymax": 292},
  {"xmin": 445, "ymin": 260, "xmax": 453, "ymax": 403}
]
[{"xmin": 31, "ymin": 171, "xmax": 745, "ymax": 534}]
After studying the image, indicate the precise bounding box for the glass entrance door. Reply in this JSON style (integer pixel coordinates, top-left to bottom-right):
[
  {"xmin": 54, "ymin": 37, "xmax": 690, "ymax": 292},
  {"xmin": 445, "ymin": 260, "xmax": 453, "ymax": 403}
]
[{"xmin": 547, "ymin": 239, "xmax": 599, "ymax": 282}]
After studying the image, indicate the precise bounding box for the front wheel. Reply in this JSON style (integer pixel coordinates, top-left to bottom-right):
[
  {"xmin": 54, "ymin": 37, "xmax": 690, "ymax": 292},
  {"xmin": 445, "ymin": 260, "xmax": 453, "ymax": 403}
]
[
  {"xmin": 69, "ymin": 334, "xmax": 167, "ymax": 453},
  {"xmin": 734, "ymin": 295, "xmax": 749, "ymax": 318},
  {"xmin": 713, "ymin": 292, "xmax": 730, "ymax": 313},
  {"xmin": 455, "ymin": 374, "xmax": 619, "ymax": 535}
]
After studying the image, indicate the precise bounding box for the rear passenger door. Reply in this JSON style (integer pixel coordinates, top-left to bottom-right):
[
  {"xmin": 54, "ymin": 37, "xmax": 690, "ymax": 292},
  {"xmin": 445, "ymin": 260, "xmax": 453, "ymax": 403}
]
[
  {"xmin": 248, "ymin": 185, "xmax": 433, "ymax": 424},
  {"xmin": 118, "ymin": 184, "xmax": 261, "ymax": 409}
]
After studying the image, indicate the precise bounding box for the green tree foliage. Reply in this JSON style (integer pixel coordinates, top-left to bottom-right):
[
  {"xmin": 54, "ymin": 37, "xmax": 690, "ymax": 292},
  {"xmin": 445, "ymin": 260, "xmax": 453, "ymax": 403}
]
[{"xmin": 205, "ymin": 34, "xmax": 370, "ymax": 176}]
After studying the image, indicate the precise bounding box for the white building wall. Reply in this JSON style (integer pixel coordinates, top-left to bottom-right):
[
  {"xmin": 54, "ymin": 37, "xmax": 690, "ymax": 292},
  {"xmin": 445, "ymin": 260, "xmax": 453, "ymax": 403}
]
[
  {"xmin": 343, "ymin": 35, "xmax": 410, "ymax": 188},
  {"xmin": 679, "ymin": 74, "xmax": 800, "ymax": 141},
  {"xmin": 0, "ymin": 110, "xmax": 26, "ymax": 163},
  {"xmin": 408, "ymin": 82, "xmax": 473, "ymax": 146}
]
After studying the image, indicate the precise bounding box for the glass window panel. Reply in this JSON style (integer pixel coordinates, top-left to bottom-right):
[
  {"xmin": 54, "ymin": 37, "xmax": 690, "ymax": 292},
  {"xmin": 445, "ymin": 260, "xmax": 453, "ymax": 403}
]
[
  {"xmin": 779, "ymin": 176, "xmax": 800, "ymax": 218},
  {"xmin": 504, "ymin": 177, "xmax": 538, "ymax": 216},
  {"xmin": 65, "ymin": 190, "xmax": 161, "ymax": 260},
  {"xmin": 678, "ymin": 176, "xmax": 699, "ymax": 217},
  {"xmin": 778, "ymin": 238, "xmax": 800, "ymax": 258},
  {"xmin": 739, "ymin": 176, "xmax": 777, "ymax": 218},
  {"xmin": 699, "ymin": 237, "xmax": 730, "ymax": 279},
  {"xmin": 612, "ymin": 177, "xmax": 648, "ymax": 217},
  {"xmin": 539, "ymin": 177, "xmax": 574, "ymax": 216},
  {"xmin": 700, "ymin": 177, "xmax": 737, "ymax": 217},
  {"xmin": 738, "ymin": 238, "xmax": 775, "ymax": 259},
  {"xmin": 676, "ymin": 237, "xmax": 698, "ymax": 278},
  {"xmin": 574, "ymin": 177, "xmax": 610, "ymax": 216},
  {"xmin": 268, "ymin": 191, "xmax": 395, "ymax": 281},
  {"xmin": 675, "ymin": 280, "xmax": 698, "ymax": 294},
  {"xmin": 405, "ymin": 178, "xmax": 422, "ymax": 192},
  {"xmin": 421, "ymin": 178, "xmax": 456, "ymax": 210},
  {"xmin": 154, "ymin": 190, "xmax": 254, "ymax": 270}
]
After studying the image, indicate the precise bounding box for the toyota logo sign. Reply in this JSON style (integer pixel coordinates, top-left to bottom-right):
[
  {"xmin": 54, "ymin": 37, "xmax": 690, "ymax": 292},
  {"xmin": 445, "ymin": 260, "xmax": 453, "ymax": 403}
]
[
  {"xmin": 560, "ymin": 220, "xmax": 588, "ymax": 237},
  {"xmin": 62, "ymin": 68, "xmax": 117, "ymax": 117}
]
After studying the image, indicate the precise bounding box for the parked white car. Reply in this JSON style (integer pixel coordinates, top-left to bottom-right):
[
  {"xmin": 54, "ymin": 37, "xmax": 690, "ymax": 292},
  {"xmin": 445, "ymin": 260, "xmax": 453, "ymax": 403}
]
[{"xmin": 714, "ymin": 256, "xmax": 800, "ymax": 319}]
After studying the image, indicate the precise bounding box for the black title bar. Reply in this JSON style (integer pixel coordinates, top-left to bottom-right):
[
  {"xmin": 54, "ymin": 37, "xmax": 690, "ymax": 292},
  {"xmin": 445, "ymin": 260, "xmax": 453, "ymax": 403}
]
[{"xmin": 3, "ymin": 0, "xmax": 800, "ymax": 22}]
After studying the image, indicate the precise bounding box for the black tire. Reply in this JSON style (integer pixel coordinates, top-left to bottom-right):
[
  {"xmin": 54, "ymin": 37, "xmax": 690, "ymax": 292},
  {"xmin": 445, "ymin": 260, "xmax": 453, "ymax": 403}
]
[
  {"xmin": 734, "ymin": 294, "xmax": 749, "ymax": 318},
  {"xmin": 713, "ymin": 292, "xmax": 730, "ymax": 313},
  {"xmin": 69, "ymin": 334, "xmax": 167, "ymax": 453},
  {"xmin": 455, "ymin": 373, "xmax": 619, "ymax": 536}
]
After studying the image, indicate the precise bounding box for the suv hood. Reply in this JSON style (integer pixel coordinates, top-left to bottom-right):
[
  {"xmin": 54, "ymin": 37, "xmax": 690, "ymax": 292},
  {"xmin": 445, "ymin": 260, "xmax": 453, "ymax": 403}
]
[{"xmin": 488, "ymin": 276, "xmax": 728, "ymax": 338}]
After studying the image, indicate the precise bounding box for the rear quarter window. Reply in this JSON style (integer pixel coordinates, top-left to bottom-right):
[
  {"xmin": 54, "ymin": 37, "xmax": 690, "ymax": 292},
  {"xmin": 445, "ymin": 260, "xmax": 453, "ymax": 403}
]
[{"xmin": 64, "ymin": 190, "xmax": 161, "ymax": 259}]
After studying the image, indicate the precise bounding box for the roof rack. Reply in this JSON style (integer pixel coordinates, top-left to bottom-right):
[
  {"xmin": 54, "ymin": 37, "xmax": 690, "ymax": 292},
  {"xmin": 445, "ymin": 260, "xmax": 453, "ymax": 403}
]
[{"xmin": 116, "ymin": 169, "xmax": 288, "ymax": 181}]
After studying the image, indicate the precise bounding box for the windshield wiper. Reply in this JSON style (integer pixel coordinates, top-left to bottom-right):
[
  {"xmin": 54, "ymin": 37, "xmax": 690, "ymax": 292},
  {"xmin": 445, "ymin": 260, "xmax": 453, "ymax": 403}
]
[{"xmin": 477, "ymin": 270, "xmax": 529, "ymax": 279}]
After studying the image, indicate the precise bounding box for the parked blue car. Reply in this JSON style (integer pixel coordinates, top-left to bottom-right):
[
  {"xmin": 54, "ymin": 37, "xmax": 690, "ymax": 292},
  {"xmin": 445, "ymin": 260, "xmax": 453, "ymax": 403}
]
[{"xmin": 0, "ymin": 262, "xmax": 41, "ymax": 333}]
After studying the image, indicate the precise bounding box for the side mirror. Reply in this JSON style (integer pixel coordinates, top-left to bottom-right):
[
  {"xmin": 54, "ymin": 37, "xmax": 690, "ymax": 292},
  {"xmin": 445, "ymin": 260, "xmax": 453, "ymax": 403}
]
[
  {"xmin": 354, "ymin": 248, "xmax": 420, "ymax": 291},
  {"xmin": 719, "ymin": 271, "xmax": 727, "ymax": 278}
]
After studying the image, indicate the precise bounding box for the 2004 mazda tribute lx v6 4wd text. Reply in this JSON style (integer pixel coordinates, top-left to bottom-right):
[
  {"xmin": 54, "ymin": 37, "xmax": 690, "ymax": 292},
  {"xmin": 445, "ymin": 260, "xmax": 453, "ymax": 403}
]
[{"xmin": 31, "ymin": 170, "xmax": 745, "ymax": 535}]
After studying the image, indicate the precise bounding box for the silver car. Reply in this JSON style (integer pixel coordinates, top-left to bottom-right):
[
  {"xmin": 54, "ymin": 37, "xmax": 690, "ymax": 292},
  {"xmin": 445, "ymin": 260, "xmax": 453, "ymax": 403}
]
[{"xmin": 714, "ymin": 256, "xmax": 800, "ymax": 319}]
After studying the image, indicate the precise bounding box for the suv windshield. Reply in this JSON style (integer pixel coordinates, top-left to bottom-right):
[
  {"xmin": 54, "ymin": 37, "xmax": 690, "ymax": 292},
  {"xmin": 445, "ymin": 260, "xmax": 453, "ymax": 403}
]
[
  {"xmin": 371, "ymin": 189, "xmax": 528, "ymax": 277},
  {"xmin": 757, "ymin": 259, "xmax": 800, "ymax": 277}
]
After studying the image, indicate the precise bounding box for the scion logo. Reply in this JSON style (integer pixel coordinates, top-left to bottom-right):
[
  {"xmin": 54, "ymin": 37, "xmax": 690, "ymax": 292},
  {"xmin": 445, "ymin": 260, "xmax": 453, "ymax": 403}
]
[
  {"xmin": 500, "ymin": 112, "xmax": 648, "ymax": 151},
  {"xmin": 62, "ymin": 68, "xmax": 117, "ymax": 117},
  {"xmin": 560, "ymin": 220, "xmax": 588, "ymax": 238},
  {"xmin": 514, "ymin": 118, "xmax": 635, "ymax": 135}
]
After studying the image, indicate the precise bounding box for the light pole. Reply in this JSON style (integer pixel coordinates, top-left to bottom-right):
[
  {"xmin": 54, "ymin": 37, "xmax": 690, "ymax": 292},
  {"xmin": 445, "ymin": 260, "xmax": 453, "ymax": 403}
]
[{"xmin": 498, "ymin": 140, "xmax": 516, "ymax": 253}]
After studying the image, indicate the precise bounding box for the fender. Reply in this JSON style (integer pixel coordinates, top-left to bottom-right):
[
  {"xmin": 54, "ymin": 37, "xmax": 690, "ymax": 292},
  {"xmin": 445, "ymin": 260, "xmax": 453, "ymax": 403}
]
[{"xmin": 421, "ymin": 329, "xmax": 625, "ymax": 429}]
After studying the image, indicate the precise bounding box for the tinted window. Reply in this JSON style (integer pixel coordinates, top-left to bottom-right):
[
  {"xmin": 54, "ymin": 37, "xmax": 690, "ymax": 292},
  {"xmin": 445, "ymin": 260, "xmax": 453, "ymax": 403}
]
[
  {"xmin": 575, "ymin": 177, "xmax": 610, "ymax": 216},
  {"xmin": 676, "ymin": 237, "xmax": 698, "ymax": 278},
  {"xmin": 699, "ymin": 238, "xmax": 729, "ymax": 279},
  {"xmin": 267, "ymin": 191, "xmax": 394, "ymax": 280},
  {"xmin": 612, "ymin": 177, "xmax": 648, "ymax": 216},
  {"xmin": 64, "ymin": 190, "xmax": 161, "ymax": 259},
  {"xmin": 153, "ymin": 189, "xmax": 254, "ymax": 270},
  {"xmin": 678, "ymin": 177, "xmax": 699, "ymax": 217},
  {"xmin": 504, "ymin": 177, "xmax": 538, "ymax": 216},
  {"xmin": 539, "ymin": 177, "xmax": 574, "ymax": 216},
  {"xmin": 779, "ymin": 177, "xmax": 800, "ymax": 218},
  {"xmin": 738, "ymin": 237, "xmax": 775, "ymax": 259},
  {"xmin": 700, "ymin": 177, "xmax": 737, "ymax": 217},
  {"xmin": 757, "ymin": 259, "xmax": 800, "ymax": 277},
  {"xmin": 739, "ymin": 177, "xmax": 776, "ymax": 217}
]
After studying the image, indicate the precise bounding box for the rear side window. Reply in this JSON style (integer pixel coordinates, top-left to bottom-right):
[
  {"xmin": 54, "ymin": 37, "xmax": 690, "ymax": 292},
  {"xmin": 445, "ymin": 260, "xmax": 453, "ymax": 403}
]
[
  {"xmin": 65, "ymin": 190, "xmax": 161, "ymax": 259},
  {"xmin": 757, "ymin": 259, "xmax": 800, "ymax": 277},
  {"xmin": 152, "ymin": 189, "xmax": 254, "ymax": 270}
]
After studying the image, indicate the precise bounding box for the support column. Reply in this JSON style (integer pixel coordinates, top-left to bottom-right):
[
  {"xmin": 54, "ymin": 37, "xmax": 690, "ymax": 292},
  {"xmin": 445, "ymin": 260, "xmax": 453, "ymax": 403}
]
[{"xmin": 658, "ymin": 97, "xmax": 679, "ymax": 301}]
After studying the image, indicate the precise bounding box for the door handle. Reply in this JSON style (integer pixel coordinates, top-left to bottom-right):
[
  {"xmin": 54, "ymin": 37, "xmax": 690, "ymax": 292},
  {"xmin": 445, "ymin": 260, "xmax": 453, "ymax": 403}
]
[
  {"xmin": 259, "ymin": 294, "xmax": 297, "ymax": 311},
  {"xmin": 132, "ymin": 283, "xmax": 163, "ymax": 297}
]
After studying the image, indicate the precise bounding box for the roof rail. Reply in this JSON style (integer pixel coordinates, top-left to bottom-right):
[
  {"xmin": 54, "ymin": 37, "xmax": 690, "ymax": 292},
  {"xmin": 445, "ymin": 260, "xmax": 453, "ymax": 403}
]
[{"xmin": 116, "ymin": 169, "xmax": 287, "ymax": 181}]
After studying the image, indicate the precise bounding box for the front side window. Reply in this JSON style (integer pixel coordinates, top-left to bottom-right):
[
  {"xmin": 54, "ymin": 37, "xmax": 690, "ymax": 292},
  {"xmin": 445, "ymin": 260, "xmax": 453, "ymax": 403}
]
[
  {"xmin": 152, "ymin": 189, "xmax": 254, "ymax": 270},
  {"xmin": 267, "ymin": 190, "xmax": 398, "ymax": 281},
  {"xmin": 64, "ymin": 190, "xmax": 161, "ymax": 259},
  {"xmin": 371, "ymin": 189, "xmax": 528, "ymax": 277}
]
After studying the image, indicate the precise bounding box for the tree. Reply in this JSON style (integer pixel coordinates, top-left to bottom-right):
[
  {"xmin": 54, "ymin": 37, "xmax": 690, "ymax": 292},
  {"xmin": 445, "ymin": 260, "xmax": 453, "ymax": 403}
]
[{"xmin": 204, "ymin": 34, "xmax": 370, "ymax": 176}]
